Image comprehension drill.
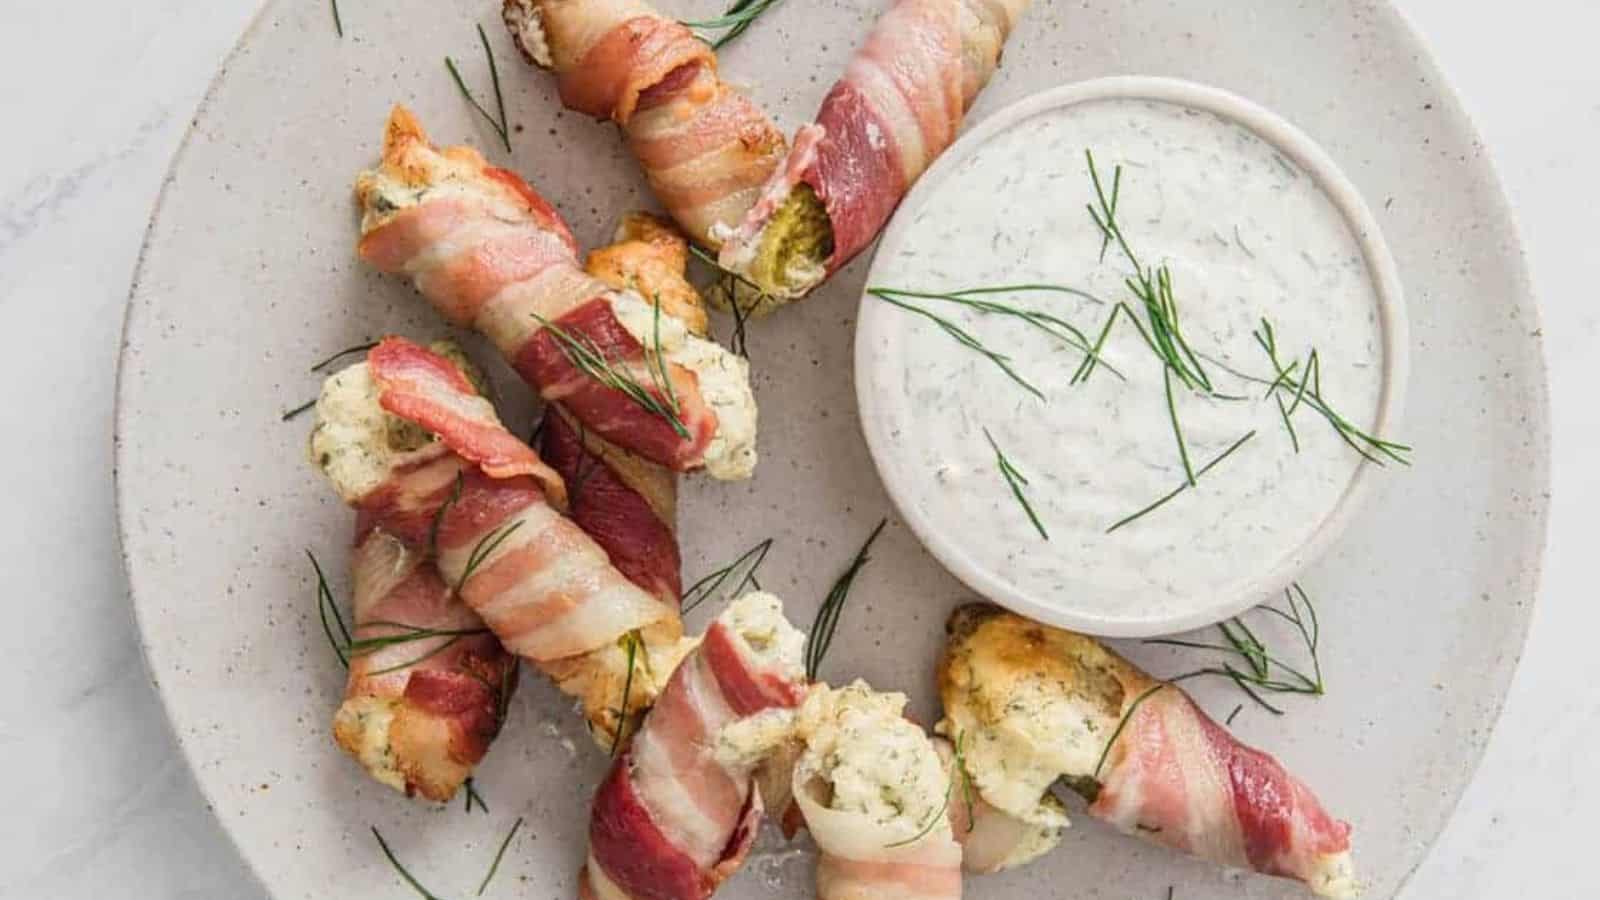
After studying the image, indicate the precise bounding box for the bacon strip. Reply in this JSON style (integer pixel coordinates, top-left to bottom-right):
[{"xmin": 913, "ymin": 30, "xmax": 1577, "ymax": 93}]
[
  {"xmin": 719, "ymin": 0, "xmax": 1032, "ymax": 290},
  {"xmin": 1092, "ymin": 689, "xmax": 1356, "ymax": 895},
  {"xmin": 332, "ymin": 529, "xmax": 516, "ymax": 802},
  {"xmin": 539, "ymin": 405, "xmax": 682, "ymax": 608},
  {"xmin": 581, "ymin": 593, "xmax": 807, "ymax": 900},
  {"xmin": 502, "ymin": 0, "xmax": 787, "ymax": 249},
  {"xmin": 355, "ymin": 107, "xmax": 724, "ymax": 473},
  {"xmin": 369, "ymin": 336, "xmax": 566, "ymax": 505}
]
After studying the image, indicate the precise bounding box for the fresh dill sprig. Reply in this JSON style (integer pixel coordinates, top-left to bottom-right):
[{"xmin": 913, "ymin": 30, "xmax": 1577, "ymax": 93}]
[
  {"xmin": 1145, "ymin": 583, "xmax": 1324, "ymax": 716},
  {"xmin": 371, "ymin": 827, "xmax": 446, "ymax": 900},
  {"xmin": 446, "ymin": 25, "xmax": 513, "ymax": 153},
  {"xmin": 951, "ymin": 730, "xmax": 976, "ymax": 833},
  {"xmin": 530, "ymin": 313, "xmax": 691, "ymax": 439},
  {"xmin": 683, "ymin": 0, "xmax": 788, "ymax": 49},
  {"xmin": 1084, "ymin": 150, "xmax": 1212, "ymax": 394},
  {"xmin": 983, "ymin": 428, "xmax": 1048, "ymax": 540},
  {"xmin": 477, "ymin": 816, "xmax": 524, "ymax": 896},
  {"xmin": 309, "ymin": 341, "xmax": 376, "ymax": 372},
  {"xmin": 873, "ymin": 293, "xmax": 1046, "ymax": 401},
  {"xmin": 867, "ymin": 285, "xmax": 1123, "ymax": 380},
  {"xmin": 1106, "ymin": 431, "xmax": 1256, "ymax": 533},
  {"xmin": 330, "ymin": 0, "xmax": 344, "ymax": 37},
  {"xmin": 804, "ymin": 518, "xmax": 888, "ymax": 681},
  {"xmin": 681, "ymin": 538, "xmax": 774, "ymax": 614},
  {"xmin": 689, "ymin": 244, "xmax": 767, "ymax": 358},
  {"xmin": 308, "ymin": 550, "xmax": 351, "ymax": 668},
  {"xmin": 1163, "ymin": 366, "xmax": 1196, "ymax": 485},
  {"xmin": 428, "ymin": 472, "xmax": 466, "ymax": 557},
  {"xmin": 1225, "ymin": 704, "xmax": 1244, "ymax": 726},
  {"xmin": 345, "ymin": 620, "xmax": 492, "ymax": 677},
  {"xmin": 464, "ymin": 777, "xmax": 488, "ymax": 815},
  {"xmin": 456, "ymin": 520, "xmax": 527, "ymax": 594},
  {"xmin": 611, "ymin": 630, "xmax": 642, "ymax": 757},
  {"xmin": 1252, "ymin": 318, "xmax": 1411, "ymax": 466},
  {"xmin": 1093, "ymin": 683, "xmax": 1167, "ymax": 779},
  {"xmin": 281, "ymin": 399, "xmax": 316, "ymax": 422}
]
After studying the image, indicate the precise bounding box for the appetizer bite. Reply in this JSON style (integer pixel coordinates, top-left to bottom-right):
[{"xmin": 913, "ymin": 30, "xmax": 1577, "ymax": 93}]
[
  {"xmin": 501, "ymin": 0, "xmax": 787, "ymax": 250},
  {"xmin": 332, "ymin": 528, "xmax": 517, "ymax": 802},
  {"xmin": 354, "ymin": 107, "xmax": 757, "ymax": 479},
  {"xmin": 582, "ymin": 592, "xmax": 808, "ymax": 900},
  {"xmin": 717, "ymin": 0, "xmax": 1033, "ymax": 309},
  {"xmin": 310, "ymin": 337, "xmax": 687, "ymax": 746},
  {"xmin": 790, "ymin": 681, "xmax": 963, "ymax": 900},
  {"xmin": 938, "ymin": 604, "xmax": 1358, "ymax": 898}
]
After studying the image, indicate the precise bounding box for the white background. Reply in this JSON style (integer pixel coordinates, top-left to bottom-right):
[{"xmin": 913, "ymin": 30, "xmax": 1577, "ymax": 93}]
[{"xmin": 0, "ymin": 1, "xmax": 1592, "ymax": 896}]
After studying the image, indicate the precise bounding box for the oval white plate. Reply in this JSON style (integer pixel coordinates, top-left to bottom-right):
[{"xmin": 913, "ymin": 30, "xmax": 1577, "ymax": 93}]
[
  {"xmin": 117, "ymin": 1, "xmax": 1548, "ymax": 898},
  {"xmin": 857, "ymin": 77, "xmax": 1411, "ymax": 637}
]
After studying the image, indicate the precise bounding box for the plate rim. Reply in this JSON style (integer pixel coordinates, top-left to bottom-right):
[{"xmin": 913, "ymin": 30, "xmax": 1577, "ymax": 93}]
[{"xmin": 113, "ymin": 1, "xmax": 1555, "ymax": 897}]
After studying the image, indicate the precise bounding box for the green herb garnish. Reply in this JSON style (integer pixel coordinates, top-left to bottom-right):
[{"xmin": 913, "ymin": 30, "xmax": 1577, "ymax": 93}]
[
  {"xmin": 464, "ymin": 777, "xmax": 488, "ymax": 815},
  {"xmin": 804, "ymin": 518, "xmax": 888, "ymax": 681},
  {"xmin": 1084, "ymin": 150, "xmax": 1212, "ymax": 393},
  {"xmin": 346, "ymin": 620, "xmax": 491, "ymax": 677},
  {"xmin": 455, "ymin": 520, "xmax": 526, "ymax": 595},
  {"xmin": 281, "ymin": 399, "xmax": 317, "ymax": 422},
  {"xmin": 330, "ymin": 0, "xmax": 344, "ymax": 37},
  {"xmin": 1106, "ymin": 431, "xmax": 1256, "ymax": 533},
  {"xmin": 983, "ymin": 428, "xmax": 1048, "ymax": 540},
  {"xmin": 308, "ymin": 549, "xmax": 351, "ymax": 668},
  {"xmin": 1093, "ymin": 684, "xmax": 1167, "ymax": 779},
  {"xmin": 873, "ymin": 293, "xmax": 1046, "ymax": 401},
  {"xmin": 1146, "ymin": 583, "xmax": 1324, "ymax": 716},
  {"xmin": 446, "ymin": 25, "xmax": 512, "ymax": 153},
  {"xmin": 371, "ymin": 826, "xmax": 446, "ymax": 900},
  {"xmin": 530, "ymin": 313, "xmax": 691, "ymax": 439},
  {"xmin": 476, "ymin": 816, "xmax": 524, "ymax": 896},
  {"xmin": 684, "ymin": 0, "xmax": 788, "ymax": 49},
  {"xmin": 310, "ymin": 341, "xmax": 378, "ymax": 373},
  {"xmin": 867, "ymin": 285, "xmax": 1121, "ymax": 380},
  {"xmin": 428, "ymin": 471, "xmax": 466, "ymax": 557},
  {"xmin": 681, "ymin": 538, "xmax": 774, "ymax": 614},
  {"xmin": 612, "ymin": 630, "xmax": 642, "ymax": 757},
  {"xmin": 689, "ymin": 244, "xmax": 766, "ymax": 358},
  {"xmin": 1253, "ymin": 318, "xmax": 1411, "ymax": 466}
]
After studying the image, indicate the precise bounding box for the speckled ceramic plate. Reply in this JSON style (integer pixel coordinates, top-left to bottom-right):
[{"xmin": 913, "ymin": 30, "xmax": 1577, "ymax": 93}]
[{"xmin": 115, "ymin": 1, "xmax": 1549, "ymax": 899}]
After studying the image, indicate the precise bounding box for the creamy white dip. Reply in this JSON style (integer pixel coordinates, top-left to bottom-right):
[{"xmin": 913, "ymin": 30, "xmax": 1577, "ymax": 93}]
[{"xmin": 860, "ymin": 98, "xmax": 1390, "ymax": 626}]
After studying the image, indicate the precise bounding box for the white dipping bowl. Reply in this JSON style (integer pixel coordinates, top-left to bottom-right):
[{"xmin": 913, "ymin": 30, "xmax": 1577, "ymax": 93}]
[{"xmin": 855, "ymin": 77, "xmax": 1408, "ymax": 637}]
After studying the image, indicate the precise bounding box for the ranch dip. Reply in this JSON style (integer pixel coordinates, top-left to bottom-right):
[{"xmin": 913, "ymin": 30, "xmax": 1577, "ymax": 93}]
[{"xmin": 858, "ymin": 98, "xmax": 1392, "ymax": 627}]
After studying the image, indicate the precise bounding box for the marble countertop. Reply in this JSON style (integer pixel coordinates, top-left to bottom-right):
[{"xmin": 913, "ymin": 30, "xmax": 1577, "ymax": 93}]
[{"xmin": 0, "ymin": 1, "xmax": 1592, "ymax": 897}]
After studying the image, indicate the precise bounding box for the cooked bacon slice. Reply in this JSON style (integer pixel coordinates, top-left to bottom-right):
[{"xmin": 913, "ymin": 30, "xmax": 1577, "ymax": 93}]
[
  {"xmin": 1092, "ymin": 688, "xmax": 1356, "ymax": 893},
  {"xmin": 332, "ymin": 528, "xmax": 516, "ymax": 802},
  {"xmin": 938, "ymin": 604, "xmax": 1357, "ymax": 898},
  {"xmin": 718, "ymin": 0, "xmax": 1033, "ymax": 299},
  {"xmin": 581, "ymin": 593, "xmax": 807, "ymax": 900},
  {"xmin": 369, "ymin": 336, "xmax": 566, "ymax": 504},
  {"xmin": 540, "ymin": 406, "xmax": 682, "ymax": 608},
  {"xmin": 355, "ymin": 107, "xmax": 754, "ymax": 476},
  {"xmin": 791, "ymin": 682, "xmax": 963, "ymax": 900},
  {"xmin": 502, "ymin": 0, "xmax": 787, "ymax": 249}
]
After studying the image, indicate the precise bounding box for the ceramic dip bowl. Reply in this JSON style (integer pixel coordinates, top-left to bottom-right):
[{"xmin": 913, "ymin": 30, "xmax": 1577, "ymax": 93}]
[{"xmin": 855, "ymin": 77, "xmax": 1408, "ymax": 637}]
